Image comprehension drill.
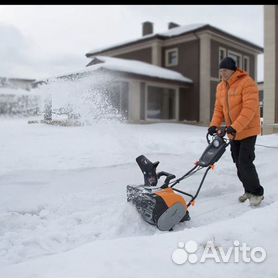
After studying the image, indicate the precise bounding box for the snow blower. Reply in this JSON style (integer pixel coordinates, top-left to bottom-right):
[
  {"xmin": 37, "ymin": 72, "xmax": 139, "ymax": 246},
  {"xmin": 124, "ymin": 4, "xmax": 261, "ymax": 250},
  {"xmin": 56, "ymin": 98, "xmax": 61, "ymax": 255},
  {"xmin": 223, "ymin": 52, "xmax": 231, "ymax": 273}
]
[{"xmin": 126, "ymin": 127, "xmax": 231, "ymax": 231}]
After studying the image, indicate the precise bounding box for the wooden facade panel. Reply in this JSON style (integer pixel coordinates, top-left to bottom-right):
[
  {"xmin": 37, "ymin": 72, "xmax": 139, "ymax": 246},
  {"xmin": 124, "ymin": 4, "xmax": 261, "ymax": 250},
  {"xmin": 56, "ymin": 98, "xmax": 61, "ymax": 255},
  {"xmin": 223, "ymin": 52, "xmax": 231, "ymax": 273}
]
[
  {"xmin": 115, "ymin": 48, "xmax": 152, "ymax": 64},
  {"xmin": 179, "ymin": 87, "xmax": 193, "ymax": 121},
  {"xmin": 163, "ymin": 40, "xmax": 200, "ymax": 121}
]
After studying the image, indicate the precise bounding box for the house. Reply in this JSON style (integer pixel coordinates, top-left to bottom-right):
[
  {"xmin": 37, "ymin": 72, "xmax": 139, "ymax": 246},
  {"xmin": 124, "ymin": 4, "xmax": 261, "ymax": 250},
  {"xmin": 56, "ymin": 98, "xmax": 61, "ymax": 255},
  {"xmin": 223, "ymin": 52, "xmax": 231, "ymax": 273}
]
[
  {"xmin": 263, "ymin": 5, "xmax": 278, "ymax": 134},
  {"xmin": 86, "ymin": 22, "xmax": 263, "ymax": 125}
]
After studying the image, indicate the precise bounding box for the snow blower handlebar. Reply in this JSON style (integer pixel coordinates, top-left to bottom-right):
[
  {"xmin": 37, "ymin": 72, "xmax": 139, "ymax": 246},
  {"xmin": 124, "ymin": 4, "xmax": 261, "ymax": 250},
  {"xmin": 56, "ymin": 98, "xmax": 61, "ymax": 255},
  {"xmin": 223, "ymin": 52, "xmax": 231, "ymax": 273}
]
[
  {"xmin": 206, "ymin": 126, "xmax": 235, "ymax": 145},
  {"xmin": 166, "ymin": 127, "xmax": 231, "ymax": 208}
]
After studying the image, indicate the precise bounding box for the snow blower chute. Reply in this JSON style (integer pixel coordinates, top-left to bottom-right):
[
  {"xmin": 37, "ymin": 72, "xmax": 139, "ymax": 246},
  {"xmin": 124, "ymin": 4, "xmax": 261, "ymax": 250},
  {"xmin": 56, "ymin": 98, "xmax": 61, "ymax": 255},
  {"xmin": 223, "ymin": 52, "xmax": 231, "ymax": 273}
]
[{"xmin": 127, "ymin": 127, "xmax": 231, "ymax": 231}]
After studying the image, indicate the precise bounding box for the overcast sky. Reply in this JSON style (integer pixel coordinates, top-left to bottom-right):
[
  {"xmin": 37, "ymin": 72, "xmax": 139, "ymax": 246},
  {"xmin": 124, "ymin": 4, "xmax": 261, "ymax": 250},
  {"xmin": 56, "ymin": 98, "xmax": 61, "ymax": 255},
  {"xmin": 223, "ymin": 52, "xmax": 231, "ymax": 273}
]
[{"xmin": 0, "ymin": 5, "xmax": 264, "ymax": 81}]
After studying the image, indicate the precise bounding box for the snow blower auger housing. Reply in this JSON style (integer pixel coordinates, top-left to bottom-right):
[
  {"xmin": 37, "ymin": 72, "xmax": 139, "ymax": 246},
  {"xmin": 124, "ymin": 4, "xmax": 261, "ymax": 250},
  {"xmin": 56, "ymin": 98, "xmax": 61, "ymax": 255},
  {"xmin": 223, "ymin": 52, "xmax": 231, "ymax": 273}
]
[{"xmin": 126, "ymin": 127, "xmax": 231, "ymax": 231}]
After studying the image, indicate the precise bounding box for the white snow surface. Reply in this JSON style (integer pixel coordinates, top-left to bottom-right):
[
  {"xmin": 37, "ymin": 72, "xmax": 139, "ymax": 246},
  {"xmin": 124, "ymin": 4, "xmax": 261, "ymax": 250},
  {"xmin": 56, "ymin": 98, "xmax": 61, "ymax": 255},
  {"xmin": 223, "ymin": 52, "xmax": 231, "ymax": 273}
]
[
  {"xmin": 159, "ymin": 23, "xmax": 207, "ymax": 37},
  {"xmin": 0, "ymin": 117, "xmax": 277, "ymax": 277}
]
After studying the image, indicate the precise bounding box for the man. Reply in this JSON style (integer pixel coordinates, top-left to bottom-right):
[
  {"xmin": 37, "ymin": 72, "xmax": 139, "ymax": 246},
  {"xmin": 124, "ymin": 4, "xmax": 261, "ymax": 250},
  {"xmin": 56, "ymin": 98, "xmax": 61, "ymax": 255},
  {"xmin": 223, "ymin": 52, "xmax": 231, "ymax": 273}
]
[{"xmin": 208, "ymin": 56, "xmax": 264, "ymax": 206}]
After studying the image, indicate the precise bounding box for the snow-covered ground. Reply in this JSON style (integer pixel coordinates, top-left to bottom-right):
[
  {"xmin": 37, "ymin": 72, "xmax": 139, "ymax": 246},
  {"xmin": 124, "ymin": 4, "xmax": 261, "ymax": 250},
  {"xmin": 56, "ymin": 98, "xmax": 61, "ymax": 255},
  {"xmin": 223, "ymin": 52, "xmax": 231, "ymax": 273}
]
[{"xmin": 0, "ymin": 117, "xmax": 277, "ymax": 277}]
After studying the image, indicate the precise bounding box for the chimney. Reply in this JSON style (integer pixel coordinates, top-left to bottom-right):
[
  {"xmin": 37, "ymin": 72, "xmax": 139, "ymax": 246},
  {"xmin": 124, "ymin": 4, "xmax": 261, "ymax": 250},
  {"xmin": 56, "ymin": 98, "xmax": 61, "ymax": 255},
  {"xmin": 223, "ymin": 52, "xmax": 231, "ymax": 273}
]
[
  {"xmin": 142, "ymin": 21, "xmax": 153, "ymax": 36},
  {"xmin": 168, "ymin": 22, "xmax": 180, "ymax": 29}
]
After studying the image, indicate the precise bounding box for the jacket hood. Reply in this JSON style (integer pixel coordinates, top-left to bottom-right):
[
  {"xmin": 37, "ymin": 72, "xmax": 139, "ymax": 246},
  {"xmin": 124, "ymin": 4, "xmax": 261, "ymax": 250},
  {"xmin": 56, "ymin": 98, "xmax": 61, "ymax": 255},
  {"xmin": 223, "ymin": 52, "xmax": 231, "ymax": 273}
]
[{"xmin": 228, "ymin": 69, "xmax": 248, "ymax": 85}]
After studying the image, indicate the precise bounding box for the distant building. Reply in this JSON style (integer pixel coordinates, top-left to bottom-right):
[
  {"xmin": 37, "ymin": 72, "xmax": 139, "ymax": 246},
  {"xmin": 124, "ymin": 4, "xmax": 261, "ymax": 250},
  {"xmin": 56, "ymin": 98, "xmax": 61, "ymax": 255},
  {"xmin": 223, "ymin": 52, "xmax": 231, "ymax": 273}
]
[
  {"xmin": 263, "ymin": 5, "xmax": 278, "ymax": 134},
  {"xmin": 0, "ymin": 77, "xmax": 38, "ymax": 115},
  {"xmin": 86, "ymin": 22, "xmax": 263, "ymax": 124},
  {"xmin": 0, "ymin": 77, "xmax": 35, "ymax": 90}
]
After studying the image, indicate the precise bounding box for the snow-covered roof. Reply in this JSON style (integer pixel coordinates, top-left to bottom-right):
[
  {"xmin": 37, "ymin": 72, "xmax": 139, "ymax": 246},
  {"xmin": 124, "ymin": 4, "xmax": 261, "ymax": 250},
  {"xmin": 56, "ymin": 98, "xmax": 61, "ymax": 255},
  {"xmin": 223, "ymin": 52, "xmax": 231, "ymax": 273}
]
[
  {"xmin": 87, "ymin": 23, "xmax": 206, "ymax": 55},
  {"xmin": 86, "ymin": 23, "xmax": 263, "ymax": 56},
  {"xmin": 86, "ymin": 56, "xmax": 192, "ymax": 83},
  {"xmin": 40, "ymin": 56, "xmax": 192, "ymax": 85},
  {"xmin": 160, "ymin": 23, "xmax": 206, "ymax": 37}
]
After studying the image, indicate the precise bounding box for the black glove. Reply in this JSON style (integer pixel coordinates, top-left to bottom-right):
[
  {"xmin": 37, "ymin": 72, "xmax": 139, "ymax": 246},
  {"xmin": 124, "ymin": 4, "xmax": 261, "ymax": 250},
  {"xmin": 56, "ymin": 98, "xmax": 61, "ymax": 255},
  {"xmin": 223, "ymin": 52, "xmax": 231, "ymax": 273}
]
[
  {"xmin": 226, "ymin": 126, "xmax": 236, "ymax": 137},
  {"xmin": 208, "ymin": 126, "xmax": 217, "ymax": 135}
]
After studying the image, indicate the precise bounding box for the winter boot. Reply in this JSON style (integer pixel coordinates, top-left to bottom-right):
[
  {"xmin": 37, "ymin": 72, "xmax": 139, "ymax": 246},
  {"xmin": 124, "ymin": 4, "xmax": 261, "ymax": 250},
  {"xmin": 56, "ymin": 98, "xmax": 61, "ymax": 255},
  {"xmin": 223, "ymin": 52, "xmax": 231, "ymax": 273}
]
[
  {"xmin": 238, "ymin": 193, "xmax": 251, "ymax": 203},
  {"xmin": 249, "ymin": 194, "xmax": 264, "ymax": 206}
]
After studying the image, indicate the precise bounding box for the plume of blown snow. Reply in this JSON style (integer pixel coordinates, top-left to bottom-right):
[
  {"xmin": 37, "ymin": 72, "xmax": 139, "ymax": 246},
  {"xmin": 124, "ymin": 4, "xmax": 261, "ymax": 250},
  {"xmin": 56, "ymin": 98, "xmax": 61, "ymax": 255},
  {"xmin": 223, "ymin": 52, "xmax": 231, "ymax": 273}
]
[{"xmin": 33, "ymin": 71, "xmax": 127, "ymax": 125}]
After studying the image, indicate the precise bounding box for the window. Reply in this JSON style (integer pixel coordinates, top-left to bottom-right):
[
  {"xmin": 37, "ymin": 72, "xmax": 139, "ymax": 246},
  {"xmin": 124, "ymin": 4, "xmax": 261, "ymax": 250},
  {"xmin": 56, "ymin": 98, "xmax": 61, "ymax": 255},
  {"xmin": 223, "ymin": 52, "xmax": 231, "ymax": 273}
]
[
  {"xmin": 219, "ymin": 47, "xmax": 226, "ymax": 63},
  {"xmin": 243, "ymin": 56, "xmax": 250, "ymax": 72},
  {"xmin": 165, "ymin": 48, "xmax": 178, "ymax": 66},
  {"xmin": 146, "ymin": 86, "xmax": 176, "ymax": 120},
  {"xmin": 227, "ymin": 50, "xmax": 242, "ymax": 68}
]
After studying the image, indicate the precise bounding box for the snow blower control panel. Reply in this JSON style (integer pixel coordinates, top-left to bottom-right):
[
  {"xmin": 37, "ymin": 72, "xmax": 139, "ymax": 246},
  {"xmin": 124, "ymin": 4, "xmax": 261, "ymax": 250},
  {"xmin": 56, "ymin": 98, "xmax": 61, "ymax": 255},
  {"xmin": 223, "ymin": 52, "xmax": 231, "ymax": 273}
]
[{"xmin": 198, "ymin": 130, "xmax": 229, "ymax": 167}]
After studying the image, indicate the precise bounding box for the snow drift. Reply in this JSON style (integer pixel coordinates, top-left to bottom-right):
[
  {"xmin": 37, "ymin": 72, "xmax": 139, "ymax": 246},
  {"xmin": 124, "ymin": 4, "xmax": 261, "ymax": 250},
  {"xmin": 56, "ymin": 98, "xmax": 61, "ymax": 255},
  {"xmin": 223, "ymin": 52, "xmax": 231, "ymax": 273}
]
[{"xmin": 0, "ymin": 117, "xmax": 277, "ymax": 277}]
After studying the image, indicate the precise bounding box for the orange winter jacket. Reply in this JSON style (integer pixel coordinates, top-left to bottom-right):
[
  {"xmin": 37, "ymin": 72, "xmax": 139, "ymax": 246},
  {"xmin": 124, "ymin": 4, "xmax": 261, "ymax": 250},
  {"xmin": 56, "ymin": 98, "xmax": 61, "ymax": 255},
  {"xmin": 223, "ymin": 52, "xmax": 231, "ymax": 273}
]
[{"xmin": 210, "ymin": 69, "xmax": 261, "ymax": 140}]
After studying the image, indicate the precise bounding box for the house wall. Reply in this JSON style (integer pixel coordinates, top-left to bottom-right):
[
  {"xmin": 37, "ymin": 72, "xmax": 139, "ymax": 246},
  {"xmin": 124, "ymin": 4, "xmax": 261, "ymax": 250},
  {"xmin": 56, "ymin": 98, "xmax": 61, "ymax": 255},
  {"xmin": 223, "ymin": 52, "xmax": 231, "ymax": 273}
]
[
  {"xmin": 127, "ymin": 80, "xmax": 141, "ymax": 122},
  {"xmin": 162, "ymin": 40, "xmax": 200, "ymax": 121},
  {"xmin": 198, "ymin": 33, "xmax": 211, "ymax": 124},
  {"xmin": 210, "ymin": 40, "xmax": 255, "ymax": 79},
  {"xmin": 140, "ymin": 82, "xmax": 146, "ymax": 120},
  {"xmin": 179, "ymin": 87, "xmax": 193, "ymax": 121},
  {"xmin": 264, "ymin": 5, "xmax": 277, "ymax": 134},
  {"xmin": 275, "ymin": 5, "xmax": 278, "ymax": 123},
  {"xmin": 115, "ymin": 47, "xmax": 152, "ymax": 64}
]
